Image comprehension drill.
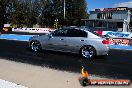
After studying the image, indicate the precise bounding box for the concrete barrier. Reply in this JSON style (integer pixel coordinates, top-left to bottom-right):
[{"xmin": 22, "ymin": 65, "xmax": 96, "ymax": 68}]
[{"xmin": 12, "ymin": 28, "xmax": 55, "ymax": 33}]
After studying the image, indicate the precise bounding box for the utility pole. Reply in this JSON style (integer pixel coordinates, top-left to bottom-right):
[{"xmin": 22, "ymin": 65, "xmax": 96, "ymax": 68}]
[
  {"xmin": 64, "ymin": 0, "xmax": 66, "ymax": 20},
  {"xmin": 63, "ymin": 0, "xmax": 66, "ymax": 26}
]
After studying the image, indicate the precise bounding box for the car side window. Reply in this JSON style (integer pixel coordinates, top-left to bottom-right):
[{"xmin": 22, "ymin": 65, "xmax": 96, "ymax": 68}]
[
  {"xmin": 67, "ymin": 29, "xmax": 87, "ymax": 37},
  {"xmin": 52, "ymin": 29, "xmax": 68, "ymax": 37}
]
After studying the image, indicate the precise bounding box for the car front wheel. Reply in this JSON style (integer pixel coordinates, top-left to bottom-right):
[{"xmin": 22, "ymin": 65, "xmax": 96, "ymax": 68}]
[
  {"xmin": 80, "ymin": 45, "xmax": 96, "ymax": 59},
  {"xmin": 30, "ymin": 41, "xmax": 42, "ymax": 52}
]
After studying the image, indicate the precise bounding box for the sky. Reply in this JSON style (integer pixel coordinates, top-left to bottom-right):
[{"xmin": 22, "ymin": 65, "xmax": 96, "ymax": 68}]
[{"xmin": 86, "ymin": 0, "xmax": 132, "ymax": 12}]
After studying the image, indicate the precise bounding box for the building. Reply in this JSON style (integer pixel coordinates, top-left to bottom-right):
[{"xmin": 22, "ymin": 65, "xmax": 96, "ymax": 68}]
[{"xmin": 83, "ymin": 7, "xmax": 132, "ymax": 32}]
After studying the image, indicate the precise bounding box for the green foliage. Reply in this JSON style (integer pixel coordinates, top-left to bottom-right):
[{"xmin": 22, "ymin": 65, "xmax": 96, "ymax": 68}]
[
  {"xmin": 65, "ymin": 0, "xmax": 87, "ymax": 26},
  {"xmin": 0, "ymin": 0, "xmax": 9, "ymax": 30},
  {"xmin": 0, "ymin": 0, "xmax": 87, "ymax": 28}
]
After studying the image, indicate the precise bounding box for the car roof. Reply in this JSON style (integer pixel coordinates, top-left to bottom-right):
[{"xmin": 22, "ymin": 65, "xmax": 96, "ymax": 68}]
[
  {"xmin": 62, "ymin": 26, "xmax": 79, "ymax": 29},
  {"xmin": 62, "ymin": 26, "xmax": 89, "ymax": 31},
  {"xmin": 59, "ymin": 27, "xmax": 100, "ymax": 38}
]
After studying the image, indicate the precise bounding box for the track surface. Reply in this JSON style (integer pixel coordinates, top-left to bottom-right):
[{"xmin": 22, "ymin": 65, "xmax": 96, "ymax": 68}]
[{"xmin": 0, "ymin": 39, "xmax": 132, "ymax": 80}]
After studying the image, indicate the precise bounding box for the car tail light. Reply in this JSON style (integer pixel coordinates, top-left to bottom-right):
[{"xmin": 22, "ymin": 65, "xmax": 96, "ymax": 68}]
[{"xmin": 102, "ymin": 39, "xmax": 109, "ymax": 44}]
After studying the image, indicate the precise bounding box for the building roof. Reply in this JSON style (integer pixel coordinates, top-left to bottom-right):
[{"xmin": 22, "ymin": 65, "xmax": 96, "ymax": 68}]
[
  {"xmin": 81, "ymin": 19, "xmax": 124, "ymax": 22},
  {"xmin": 89, "ymin": 10, "xmax": 128, "ymax": 14}
]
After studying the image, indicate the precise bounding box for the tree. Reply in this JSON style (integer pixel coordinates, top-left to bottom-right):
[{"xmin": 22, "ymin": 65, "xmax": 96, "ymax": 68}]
[
  {"xmin": 21, "ymin": 0, "xmax": 38, "ymax": 27},
  {"xmin": 38, "ymin": 0, "xmax": 54, "ymax": 27},
  {"xmin": 0, "ymin": 0, "xmax": 88, "ymax": 28},
  {"xmin": 0, "ymin": 0, "xmax": 9, "ymax": 30},
  {"xmin": 52, "ymin": 0, "xmax": 64, "ymax": 27},
  {"xmin": 6, "ymin": 0, "xmax": 16, "ymax": 23},
  {"xmin": 65, "ymin": 0, "xmax": 87, "ymax": 26},
  {"xmin": 38, "ymin": 0, "xmax": 88, "ymax": 27}
]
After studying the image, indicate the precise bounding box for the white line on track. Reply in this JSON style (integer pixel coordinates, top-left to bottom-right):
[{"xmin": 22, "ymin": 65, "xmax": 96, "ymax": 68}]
[
  {"xmin": 0, "ymin": 38, "xmax": 28, "ymax": 42},
  {"xmin": 0, "ymin": 79, "xmax": 28, "ymax": 88}
]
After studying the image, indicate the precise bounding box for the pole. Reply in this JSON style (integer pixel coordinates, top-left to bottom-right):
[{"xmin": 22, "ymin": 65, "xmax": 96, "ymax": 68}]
[{"xmin": 64, "ymin": 0, "xmax": 66, "ymax": 20}]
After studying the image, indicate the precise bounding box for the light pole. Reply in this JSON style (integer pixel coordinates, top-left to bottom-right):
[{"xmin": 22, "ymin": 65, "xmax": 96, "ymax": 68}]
[
  {"xmin": 63, "ymin": 0, "xmax": 66, "ymax": 26},
  {"xmin": 64, "ymin": 0, "xmax": 66, "ymax": 20}
]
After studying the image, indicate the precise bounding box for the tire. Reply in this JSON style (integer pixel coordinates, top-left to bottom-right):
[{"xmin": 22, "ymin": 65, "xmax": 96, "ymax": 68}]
[
  {"xmin": 30, "ymin": 41, "xmax": 42, "ymax": 52},
  {"xmin": 79, "ymin": 77, "xmax": 90, "ymax": 86},
  {"xmin": 80, "ymin": 45, "xmax": 96, "ymax": 59}
]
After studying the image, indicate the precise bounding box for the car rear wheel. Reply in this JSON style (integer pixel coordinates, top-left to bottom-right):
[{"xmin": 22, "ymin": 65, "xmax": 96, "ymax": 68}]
[
  {"xmin": 30, "ymin": 41, "xmax": 42, "ymax": 52},
  {"xmin": 80, "ymin": 45, "xmax": 96, "ymax": 59}
]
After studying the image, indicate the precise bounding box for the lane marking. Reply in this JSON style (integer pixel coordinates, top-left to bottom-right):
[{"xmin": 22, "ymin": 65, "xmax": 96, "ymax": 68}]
[{"xmin": 0, "ymin": 34, "xmax": 34, "ymax": 41}]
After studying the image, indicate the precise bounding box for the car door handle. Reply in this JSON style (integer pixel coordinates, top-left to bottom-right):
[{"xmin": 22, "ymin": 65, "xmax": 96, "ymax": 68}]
[
  {"xmin": 80, "ymin": 40, "xmax": 84, "ymax": 41},
  {"xmin": 60, "ymin": 39, "xmax": 64, "ymax": 40}
]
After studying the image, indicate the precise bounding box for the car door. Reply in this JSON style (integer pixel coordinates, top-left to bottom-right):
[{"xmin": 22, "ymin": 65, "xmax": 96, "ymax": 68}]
[
  {"xmin": 65, "ymin": 29, "xmax": 88, "ymax": 53},
  {"xmin": 44, "ymin": 29, "xmax": 68, "ymax": 51}
]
